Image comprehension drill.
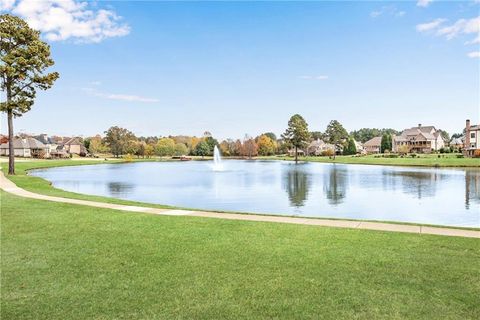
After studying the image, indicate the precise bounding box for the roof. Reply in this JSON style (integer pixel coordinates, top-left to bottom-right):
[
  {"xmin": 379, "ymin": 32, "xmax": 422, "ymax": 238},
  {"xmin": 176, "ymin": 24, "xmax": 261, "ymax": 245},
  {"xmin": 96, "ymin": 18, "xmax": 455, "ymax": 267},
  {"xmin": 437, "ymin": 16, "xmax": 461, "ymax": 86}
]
[
  {"xmin": 470, "ymin": 125, "xmax": 480, "ymax": 131},
  {"xmin": 34, "ymin": 134, "xmax": 54, "ymax": 145},
  {"xmin": 308, "ymin": 139, "xmax": 326, "ymax": 147},
  {"xmin": 364, "ymin": 136, "xmax": 382, "ymax": 147},
  {"xmin": 395, "ymin": 125, "xmax": 443, "ymax": 142},
  {"xmin": 450, "ymin": 138, "xmax": 463, "ymax": 145},
  {"xmin": 63, "ymin": 137, "xmax": 82, "ymax": 145},
  {"xmin": 0, "ymin": 137, "xmax": 47, "ymax": 150},
  {"xmin": 308, "ymin": 139, "xmax": 335, "ymax": 149}
]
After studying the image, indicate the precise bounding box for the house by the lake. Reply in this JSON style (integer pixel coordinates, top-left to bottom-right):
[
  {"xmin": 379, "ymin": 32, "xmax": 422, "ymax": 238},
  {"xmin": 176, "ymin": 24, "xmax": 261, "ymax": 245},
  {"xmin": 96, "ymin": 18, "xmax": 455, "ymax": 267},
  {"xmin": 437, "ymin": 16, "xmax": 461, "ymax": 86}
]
[
  {"xmin": 392, "ymin": 124, "xmax": 445, "ymax": 154},
  {"xmin": 363, "ymin": 136, "xmax": 382, "ymax": 154},
  {"xmin": 306, "ymin": 139, "xmax": 335, "ymax": 156},
  {"xmin": 60, "ymin": 137, "xmax": 87, "ymax": 155},
  {"xmin": 464, "ymin": 119, "xmax": 480, "ymax": 157},
  {"xmin": 0, "ymin": 137, "xmax": 48, "ymax": 158},
  {"xmin": 450, "ymin": 137, "xmax": 464, "ymax": 150}
]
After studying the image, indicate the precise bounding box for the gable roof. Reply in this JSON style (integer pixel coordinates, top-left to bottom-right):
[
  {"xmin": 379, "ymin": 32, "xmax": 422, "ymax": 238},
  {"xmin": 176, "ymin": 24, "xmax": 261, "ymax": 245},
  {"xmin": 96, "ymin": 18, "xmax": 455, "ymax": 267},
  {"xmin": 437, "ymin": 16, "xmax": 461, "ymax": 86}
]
[
  {"xmin": 450, "ymin": 138, "xmax": 463, "ymax": 145},
  {"xmin": 364, "ymin": 136, "xmax": 382, "ymax": 147},
  {"xmin": 63, "ymin": 137, "xmax": 82, "ymax": 145},
  {"xmin": 0, "ymin": 138, "xmax": 46, "ymax": 149},
  {"xmin": 34, "ymin": 134, "xmax": 54, "ymax": 145}
]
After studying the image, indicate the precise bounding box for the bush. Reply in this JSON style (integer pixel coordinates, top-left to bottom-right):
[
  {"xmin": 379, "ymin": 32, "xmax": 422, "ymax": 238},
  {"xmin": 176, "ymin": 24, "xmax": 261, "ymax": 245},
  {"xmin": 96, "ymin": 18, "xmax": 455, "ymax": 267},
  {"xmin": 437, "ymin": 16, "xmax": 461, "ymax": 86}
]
[
  {"xmin": 473, "ymin": 150, "xmax": 480, "ymax": 158},
  {"xmin": 410, "ymin": 154, "xmax": 417, "ymax": 158},
  {"xmin": 321, "ymin": 149, "xmax": 335, "ymax": 157},
  {"xmin": 124, "ymin": 154, "xmax": 134, "ymax": 162},
  {"xmin": 457, "ymin": 154, "xmax": 464, "ymax": 158}
]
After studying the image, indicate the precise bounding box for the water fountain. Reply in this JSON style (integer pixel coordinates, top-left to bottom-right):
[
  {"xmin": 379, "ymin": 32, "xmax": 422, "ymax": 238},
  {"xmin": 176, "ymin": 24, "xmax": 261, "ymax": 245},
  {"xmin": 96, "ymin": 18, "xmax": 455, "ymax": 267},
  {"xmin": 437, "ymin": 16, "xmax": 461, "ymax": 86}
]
[{"xmin": 212, "ymin": 145, "xmax": 224, "ymax": 171}]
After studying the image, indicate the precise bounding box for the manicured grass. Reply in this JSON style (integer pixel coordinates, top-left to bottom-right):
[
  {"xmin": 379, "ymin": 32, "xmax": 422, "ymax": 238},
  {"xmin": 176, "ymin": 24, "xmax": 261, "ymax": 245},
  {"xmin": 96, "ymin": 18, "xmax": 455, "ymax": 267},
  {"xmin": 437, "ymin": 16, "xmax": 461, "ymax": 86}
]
[
  {"xmin": 0, "ymin": 159, "xmax": 177, "ymax": 210},
  {"xmin": 259, "ymin": 154, "xmax": 480, "ymax": 167},
  {"xmin": 1, "ymin": 191, "xmax": 479, "ymax": 319}
]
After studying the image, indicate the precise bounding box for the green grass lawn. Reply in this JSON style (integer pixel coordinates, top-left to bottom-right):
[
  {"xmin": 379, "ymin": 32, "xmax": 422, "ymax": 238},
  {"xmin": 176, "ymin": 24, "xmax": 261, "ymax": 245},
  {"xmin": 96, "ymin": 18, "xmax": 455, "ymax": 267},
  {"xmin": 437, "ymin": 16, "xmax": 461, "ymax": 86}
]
[
  {"xmin": 1, "ymin": 190, "xmax": 479, "ymax": 319},
  {"xmin": 259, "ymin": 154, "xmax": 480, "ymax": 167}
]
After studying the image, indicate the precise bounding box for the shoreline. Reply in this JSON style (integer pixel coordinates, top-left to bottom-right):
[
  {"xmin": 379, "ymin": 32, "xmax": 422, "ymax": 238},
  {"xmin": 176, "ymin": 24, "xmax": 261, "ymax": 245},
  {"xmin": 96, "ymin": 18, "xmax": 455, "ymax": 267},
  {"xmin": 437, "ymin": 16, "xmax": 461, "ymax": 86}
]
[{"xmin": 2, "ymin": 159, "xmax": 479, "ymax": 232}]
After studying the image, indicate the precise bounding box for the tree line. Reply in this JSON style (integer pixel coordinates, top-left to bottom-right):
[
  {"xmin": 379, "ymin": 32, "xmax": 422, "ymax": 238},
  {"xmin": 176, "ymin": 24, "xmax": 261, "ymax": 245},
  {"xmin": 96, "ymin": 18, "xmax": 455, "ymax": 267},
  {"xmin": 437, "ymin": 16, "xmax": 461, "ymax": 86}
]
[{"xmin": 84, "ymin": 127, "xmax": 287, "ymax": 158}]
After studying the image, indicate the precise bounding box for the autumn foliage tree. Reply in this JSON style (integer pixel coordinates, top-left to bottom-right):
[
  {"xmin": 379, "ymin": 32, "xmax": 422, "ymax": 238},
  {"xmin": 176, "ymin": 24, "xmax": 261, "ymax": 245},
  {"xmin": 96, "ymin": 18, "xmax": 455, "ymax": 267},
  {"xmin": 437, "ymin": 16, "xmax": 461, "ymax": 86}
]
[
  {"xmin": 104, "ymin": 126, "xmax": 136, "ymax": 157},
  {"xmin": 257, "ymin": 134, "xmax": 276, "ymax": 156},
  {"xmin": 1, "ymin": 14, "xmax": 59, "ymax": 174},
  {"xmin": 242, "ymin": 136, "xmax": 258, "ymax": 158}
]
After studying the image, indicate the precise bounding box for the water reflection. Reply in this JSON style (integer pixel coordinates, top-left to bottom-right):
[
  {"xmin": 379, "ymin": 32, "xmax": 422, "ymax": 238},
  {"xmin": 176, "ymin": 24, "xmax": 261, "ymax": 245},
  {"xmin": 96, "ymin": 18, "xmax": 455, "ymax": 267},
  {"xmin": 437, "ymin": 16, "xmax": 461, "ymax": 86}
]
[
  {"xmin": 107, "ymin": 182, "xmax": 135, "ymax": 197},
  {"xmin": 284, "ymin": 166, "xmax": 310, "ymax": 208},
  {"xmin": 29, "ymin": 161, "xmax": 480, "ymax": 227},
  {"xmin": 386, "ymin": 170, "xmax": 440, "ymax": 199},
  {"xmin": 323, "ymin": 166, "xmax": 348, "ymax": 205},
  {"xmin": 465, "ymin": 170, "xmax": 480, "ymax": 209}
]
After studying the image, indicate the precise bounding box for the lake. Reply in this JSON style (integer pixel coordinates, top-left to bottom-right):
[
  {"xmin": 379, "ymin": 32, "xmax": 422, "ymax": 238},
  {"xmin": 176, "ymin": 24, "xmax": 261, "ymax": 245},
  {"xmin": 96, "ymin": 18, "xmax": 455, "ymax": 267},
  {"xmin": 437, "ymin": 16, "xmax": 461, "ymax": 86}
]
[{"xmin": 30, "ymin": 160, "xmax": 480, "ymax": 227}]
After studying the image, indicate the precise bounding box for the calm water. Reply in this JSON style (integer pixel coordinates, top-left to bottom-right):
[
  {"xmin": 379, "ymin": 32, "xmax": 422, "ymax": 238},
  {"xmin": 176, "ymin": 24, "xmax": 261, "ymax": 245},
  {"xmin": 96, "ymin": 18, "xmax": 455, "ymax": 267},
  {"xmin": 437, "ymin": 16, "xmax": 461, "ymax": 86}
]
[{"xmin": 31, "ymin": 160, "xmax": 480, "ymax": 227}]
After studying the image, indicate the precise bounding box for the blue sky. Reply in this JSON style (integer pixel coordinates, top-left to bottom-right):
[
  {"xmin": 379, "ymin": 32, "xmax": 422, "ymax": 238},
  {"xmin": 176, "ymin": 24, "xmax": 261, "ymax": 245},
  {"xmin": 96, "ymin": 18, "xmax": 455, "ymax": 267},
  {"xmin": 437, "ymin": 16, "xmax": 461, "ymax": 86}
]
[{"xmin": 1, "ymin": 0, "xmax": 479, "ymax": 139}]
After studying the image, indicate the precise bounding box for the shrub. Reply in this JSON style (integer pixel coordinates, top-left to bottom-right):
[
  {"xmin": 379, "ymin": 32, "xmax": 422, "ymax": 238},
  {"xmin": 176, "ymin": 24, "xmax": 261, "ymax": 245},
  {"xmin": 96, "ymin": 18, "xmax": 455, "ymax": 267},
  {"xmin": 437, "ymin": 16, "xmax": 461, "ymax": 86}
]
[
  {"xmin": 124, "ymin": 154, "xmax": 134, "ymax": 162},
  {"xmin": 410, "ymin": 154, "xmax": 417, "ymax": 158},
  {"xmin": 321, "ymin": 149, "xmax": 335, "ymax": 157},
  {"xmin": 457, "ymin": 154, "xmax": 464, "ymax": 158},
  {"xmin": 473, "ymin": 150, "xmax": 480, "ymax": 158}
]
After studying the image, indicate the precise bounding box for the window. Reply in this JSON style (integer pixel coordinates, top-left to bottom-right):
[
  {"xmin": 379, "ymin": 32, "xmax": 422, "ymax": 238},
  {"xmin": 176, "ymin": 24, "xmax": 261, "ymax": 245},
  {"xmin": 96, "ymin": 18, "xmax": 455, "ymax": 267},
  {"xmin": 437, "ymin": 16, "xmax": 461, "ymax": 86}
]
[{"xmin": 471, "ymin": 132, "xmax": 476, "ymax": 139}]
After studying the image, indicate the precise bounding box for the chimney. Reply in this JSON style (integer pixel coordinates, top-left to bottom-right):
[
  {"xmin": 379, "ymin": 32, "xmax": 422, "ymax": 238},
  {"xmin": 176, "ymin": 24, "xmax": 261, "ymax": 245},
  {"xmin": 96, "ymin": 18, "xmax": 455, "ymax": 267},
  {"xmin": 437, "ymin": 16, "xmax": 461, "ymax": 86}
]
[
  {"xmin": 465, "ymin": 119, "xmax": 471, "ymax": 149},
  {"xmin": 418, "ymin": 123, "xmax": 422, "ymax": 128}
]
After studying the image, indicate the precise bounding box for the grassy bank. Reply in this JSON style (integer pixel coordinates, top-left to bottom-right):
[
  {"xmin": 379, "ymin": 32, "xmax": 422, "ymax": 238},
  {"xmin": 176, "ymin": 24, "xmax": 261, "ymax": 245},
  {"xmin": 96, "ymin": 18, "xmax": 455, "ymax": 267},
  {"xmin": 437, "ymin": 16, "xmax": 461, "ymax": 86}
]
[
  {"xmin": 2, "ymin": 190, "xmax": 479, "ymax": 319},
  {"xmin": 259, "ymin": 154, "xmax": 480, "ymax": 167}
]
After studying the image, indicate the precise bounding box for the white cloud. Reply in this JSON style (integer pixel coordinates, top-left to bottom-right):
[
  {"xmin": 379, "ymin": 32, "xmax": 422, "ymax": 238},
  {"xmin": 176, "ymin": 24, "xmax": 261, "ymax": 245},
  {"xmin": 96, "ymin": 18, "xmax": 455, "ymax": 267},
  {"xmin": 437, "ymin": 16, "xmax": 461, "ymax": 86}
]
[
  {"xmin": 437, "ymin": 16, "xmax": 480, "ymax": 40},
  {"xmin": 299, "ymin": 75, "xmax": 328, "ymax": 80},
  {"xmin": 0, "ymin": 0, "xmax": 15, "ymax": 10},
  {"xmin": 417, "ymin": 0, "xmax": 434, "ymax": 8},
  {"xmin": 465, "ymin": 35, "xmax": 480, "ymax": 45},
  {"xmin": 83, "ymin": 88, "xmax": 159, "ymax": 103},
  {"xmin": 105, "ymin": 94, "xmax": 159, "ymax": 103},
  {"xmin": 467, "ymin": 51, "xmax": 480, "ymax": 58},
  {"xmin": 417, "ymin": 16, "xmax": 479, "ymax": 42},
  {"xmin": 370, "ymin": 6, "xmax": 406, "ymax": 19},
  {"xmin": 1, "ymin": 0, "xmax": 129, "ymax": 43},
  {"xmin": 417, "ymin": 16, "xmax": 480, "ymax": 59},
  {"xmin": 416, "ymin": 18, "xmax": 447, "ymax": 32}
]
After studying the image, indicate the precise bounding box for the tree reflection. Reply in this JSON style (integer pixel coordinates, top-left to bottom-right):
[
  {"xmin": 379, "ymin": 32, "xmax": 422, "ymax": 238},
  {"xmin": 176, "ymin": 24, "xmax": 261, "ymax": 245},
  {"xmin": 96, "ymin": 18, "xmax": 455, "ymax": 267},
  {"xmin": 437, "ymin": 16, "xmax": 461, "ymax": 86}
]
[
  {"xmin": 284, "ymin": 166, "xmax": 310, "ymax": 208},
  {"xmin": 323, "ymin": 166, "xmax": 347, "ymax": 205},
  {"xmin": 107, "ymin": 182, "xmax": 135, "ymax": 197}
]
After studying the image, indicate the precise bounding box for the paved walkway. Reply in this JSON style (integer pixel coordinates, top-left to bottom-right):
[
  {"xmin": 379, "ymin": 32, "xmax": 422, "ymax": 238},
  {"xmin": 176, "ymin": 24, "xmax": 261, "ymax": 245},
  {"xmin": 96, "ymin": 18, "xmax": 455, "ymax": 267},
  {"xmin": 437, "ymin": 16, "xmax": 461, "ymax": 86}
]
[{"xmin": 1, "ymin": 172, "xmax": 479, "ymax": 238}]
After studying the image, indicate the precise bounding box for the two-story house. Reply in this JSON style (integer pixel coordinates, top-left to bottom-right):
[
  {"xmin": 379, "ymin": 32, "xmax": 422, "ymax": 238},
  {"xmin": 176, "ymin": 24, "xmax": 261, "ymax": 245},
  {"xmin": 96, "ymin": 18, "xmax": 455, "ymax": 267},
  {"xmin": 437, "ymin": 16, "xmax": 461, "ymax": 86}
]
[
  {"xmin": 464, "ymin": 119, "xmax": 480, "ymax": 157},
  {"xmin": 392, "ymin": 124, "xmax": 445, "ymax": 154}
]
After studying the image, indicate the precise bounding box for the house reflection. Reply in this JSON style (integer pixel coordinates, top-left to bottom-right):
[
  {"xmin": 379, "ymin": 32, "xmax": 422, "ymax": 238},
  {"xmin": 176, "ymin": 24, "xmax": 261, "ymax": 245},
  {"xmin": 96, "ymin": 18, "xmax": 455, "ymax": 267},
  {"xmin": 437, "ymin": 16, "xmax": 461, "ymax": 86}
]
[
  {"xmin": 284, "ymin": 166, "xmax": 310, "ymax": 208},
  {"xmin": 107, "ymin": 182, "xmax": 135, "ymax": 197},
  {"xmin": 465, "ymin": 170, "xmax": 480, "ymax": 209},
  {"xmin": 323, "ymin": 166, "xmax": 347, "ymax": 205},
  {"xmin": 385, "ymin": 170, "xmax": 440, "ymax": 199}
]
